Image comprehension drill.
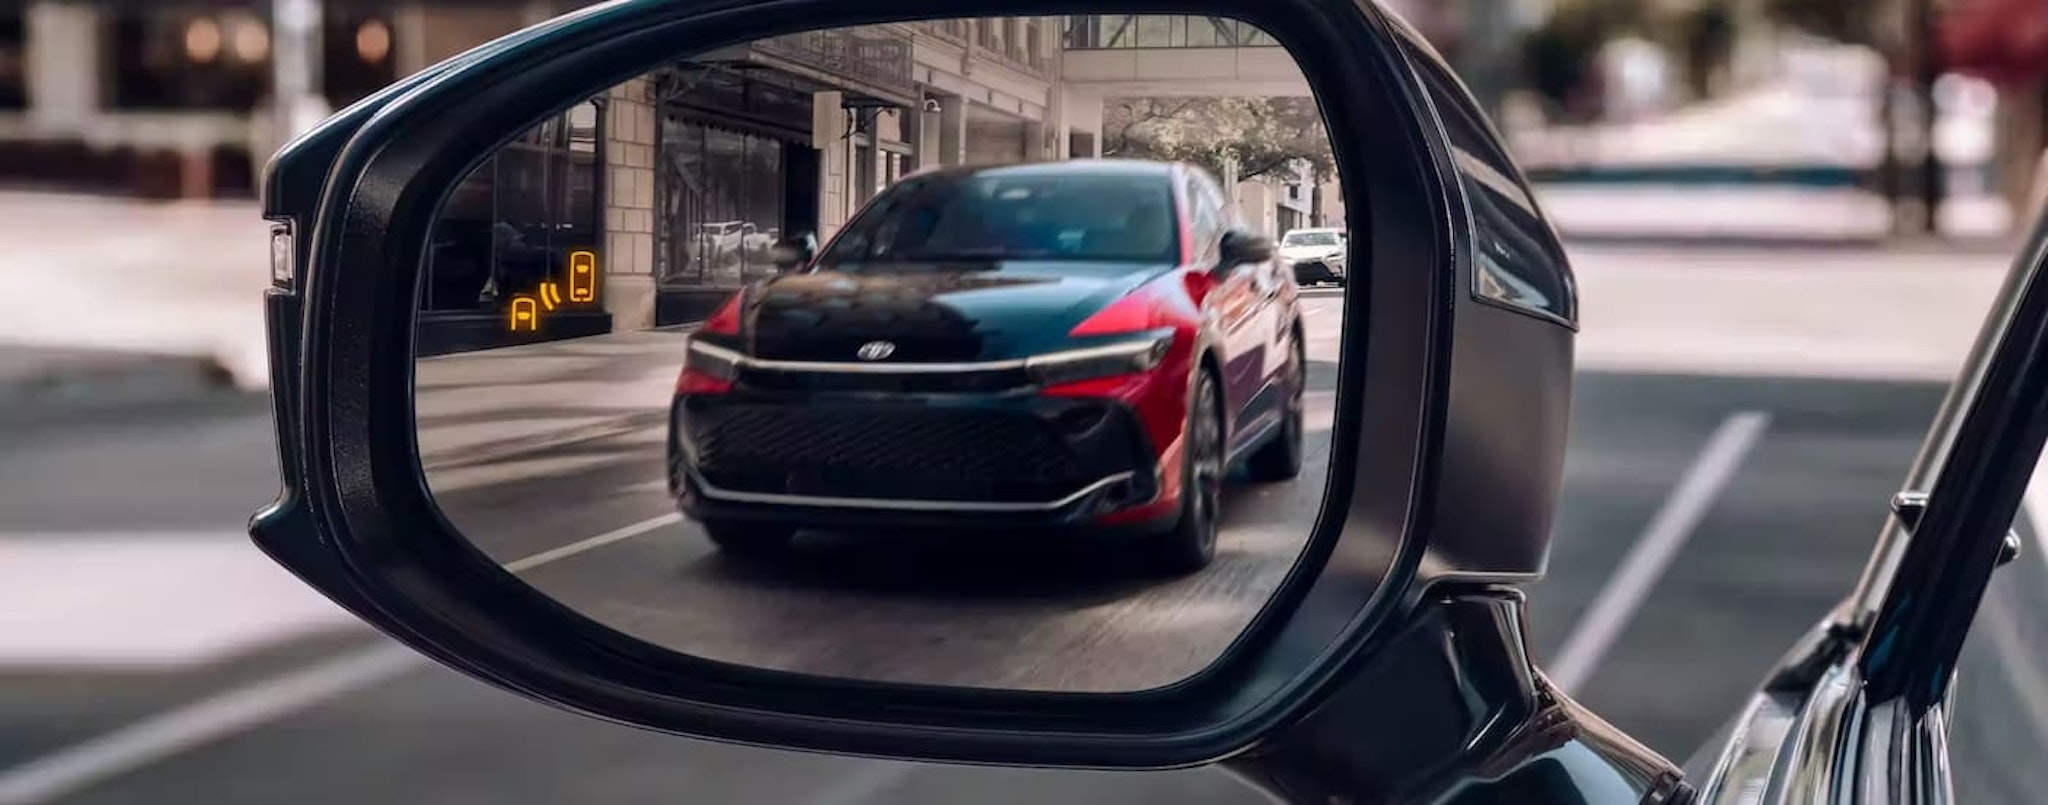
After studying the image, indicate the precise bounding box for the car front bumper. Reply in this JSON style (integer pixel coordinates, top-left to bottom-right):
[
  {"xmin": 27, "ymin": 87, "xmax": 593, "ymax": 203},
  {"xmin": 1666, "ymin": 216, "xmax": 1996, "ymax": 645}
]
[
  {"xmin": 666, "ymin": 391, "xmax": 1177, "ymax": 535},
  {"xmin": 1291, "ymin": 258, "xmax": 1346, "ymax": 284}
]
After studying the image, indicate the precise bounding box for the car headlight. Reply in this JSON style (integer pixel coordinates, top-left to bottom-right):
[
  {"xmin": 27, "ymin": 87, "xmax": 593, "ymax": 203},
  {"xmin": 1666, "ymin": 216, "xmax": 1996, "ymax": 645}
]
[{"xmin": 1025, "ymin": 330, "xmax": 1175, "ymax": 386}]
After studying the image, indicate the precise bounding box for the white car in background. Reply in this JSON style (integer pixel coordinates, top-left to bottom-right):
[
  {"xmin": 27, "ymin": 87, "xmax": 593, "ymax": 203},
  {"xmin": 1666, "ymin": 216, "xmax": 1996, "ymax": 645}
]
[{"xmin": 1279, "ymin": 227, "xmax": 1347, "ymax": 287}]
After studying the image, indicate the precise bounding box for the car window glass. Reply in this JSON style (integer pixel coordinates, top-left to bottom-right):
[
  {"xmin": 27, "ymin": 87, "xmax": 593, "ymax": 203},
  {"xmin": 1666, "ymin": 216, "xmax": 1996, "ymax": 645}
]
[
  {"xmin": 820, "ymin": 171, "xmax": 1180, "ymax": 267},
  {"xmin": 1184, "ymin": 173, "xmax": 1222, "ymax": 263}
]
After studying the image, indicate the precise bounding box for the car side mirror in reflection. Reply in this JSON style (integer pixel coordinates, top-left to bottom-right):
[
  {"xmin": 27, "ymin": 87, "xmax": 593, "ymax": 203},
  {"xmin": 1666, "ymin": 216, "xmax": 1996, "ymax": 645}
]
[
  {"xmin": 1219, "ymin": 230, "xmax": 1276, "ymax": 268},
  {"xmin": 769, "ymin": 234, "xmax": 816, "ymax": 272}
]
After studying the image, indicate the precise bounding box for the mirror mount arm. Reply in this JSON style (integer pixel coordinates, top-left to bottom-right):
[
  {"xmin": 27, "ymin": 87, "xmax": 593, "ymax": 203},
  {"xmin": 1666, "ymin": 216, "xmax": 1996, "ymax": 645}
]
[{"xmin": 1221, "ymin": 593, "xmax": 1695, "ymax": 805}]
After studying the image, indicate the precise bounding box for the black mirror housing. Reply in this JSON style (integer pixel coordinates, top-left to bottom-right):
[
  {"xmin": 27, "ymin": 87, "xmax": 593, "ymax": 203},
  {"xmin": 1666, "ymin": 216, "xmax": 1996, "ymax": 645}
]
[
  {"xmin": 252, "ymin": 0, "xmax": 1587, "ymax": 779},
  {"xmin": 768, "ymin": 233, "xmax": 816, "ymax": 271},
  {"xmin": 1219, "ymin": 230, "xmax": 1277, "ymax": 267}
]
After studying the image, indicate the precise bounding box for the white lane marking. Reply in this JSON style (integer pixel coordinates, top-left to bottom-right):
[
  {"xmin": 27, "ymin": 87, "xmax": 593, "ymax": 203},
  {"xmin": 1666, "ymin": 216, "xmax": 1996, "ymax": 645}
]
[
  {"xmin": 0, "ymin": 645, "xmax": 419, "ymax": 805},
  {"xmin": 803, "ymin": 761, "xmax": 915, "ymax": 805},
  {"xmin": 1548, "ymin": 410, "xmax": 1772, "ymax": 694},
  {"xmin": 0, "ymin": 532, "xmax": 361, "ymax": 669},
  {"xmin": 0, "ymin": 516, "xmax": 682, "ymax": 803},
  {"xmin": 503, "ymin": 513, "xmax": 682, "ymax": 573}
]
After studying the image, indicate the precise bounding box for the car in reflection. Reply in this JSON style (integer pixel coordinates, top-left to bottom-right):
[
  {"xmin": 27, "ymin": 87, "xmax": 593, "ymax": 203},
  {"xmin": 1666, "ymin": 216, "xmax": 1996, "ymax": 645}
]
[
  {"xmin": 666, "ymin": 159, "xmax": 1307, "ymax": 574},
  {"xmin": 1279, "ymin": 227, "xmax": 1347, "ymax": 287}
]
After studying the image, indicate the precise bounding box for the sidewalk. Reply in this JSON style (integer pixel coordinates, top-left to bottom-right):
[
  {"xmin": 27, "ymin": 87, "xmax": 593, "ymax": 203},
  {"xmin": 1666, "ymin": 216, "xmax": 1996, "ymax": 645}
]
[
  {"xmin": 1570, "ymin": 243, "xmax": 2008, "ymax": 382},
  {"xmin": 1533, "ymin": 184, "xmax": 2014, "ymax": 245},
  {"xmin": 0, "ymin": 191, "xmax": 270, "ymax": 405}
]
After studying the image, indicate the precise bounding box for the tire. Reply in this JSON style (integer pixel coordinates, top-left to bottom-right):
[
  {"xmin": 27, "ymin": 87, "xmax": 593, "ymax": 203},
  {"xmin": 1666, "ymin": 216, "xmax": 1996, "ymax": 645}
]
[
  {"xmin": 703, "ymin": 521, "xmax": 797, "ymax": 560},
  {"xmin": 1145, "ymin": 369, "xmax": 1226, "ymax": 576},
  {"xmin": 1244, "ymin": 334, "xmax": 1307, "ymax": 483}
]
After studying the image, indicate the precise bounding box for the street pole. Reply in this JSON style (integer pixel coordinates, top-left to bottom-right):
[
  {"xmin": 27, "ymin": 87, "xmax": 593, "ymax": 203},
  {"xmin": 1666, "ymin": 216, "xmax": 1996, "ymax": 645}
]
[
  {"xmin": 271, "ymin": 0, "xmax": 324, "ymax": 145},
  {"xmin": 1910, "ymin": 0, "xmax": 1945, "ymax": 236}
]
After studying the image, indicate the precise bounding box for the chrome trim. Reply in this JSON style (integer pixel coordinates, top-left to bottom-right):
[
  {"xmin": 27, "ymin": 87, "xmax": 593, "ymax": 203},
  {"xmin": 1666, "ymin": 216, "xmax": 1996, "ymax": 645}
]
[
  {"xmin": 687, "ymin": 468, "xmax": 1140, "ymax": 512},
  {"xmin": 686, "ymin": 334, "xmax": 1168, "ymax": 376}
]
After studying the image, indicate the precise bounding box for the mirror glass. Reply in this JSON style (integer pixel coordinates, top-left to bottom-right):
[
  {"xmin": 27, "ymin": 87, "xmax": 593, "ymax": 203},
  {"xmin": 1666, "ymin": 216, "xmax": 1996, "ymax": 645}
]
[{"xmin": 414, "ymin": 15, "xmax": 1349, "ymax": 693}]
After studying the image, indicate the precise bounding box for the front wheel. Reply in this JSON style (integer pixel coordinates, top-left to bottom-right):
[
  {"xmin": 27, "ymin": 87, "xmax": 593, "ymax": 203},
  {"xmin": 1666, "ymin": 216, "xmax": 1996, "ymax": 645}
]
[
  {"xmin": 1144, "ymin": 369, "xmax": 1225, "ymax": 576},
  {"xmin": 703, "ymin": 521, "xmax": 797, "ymax": 560}
]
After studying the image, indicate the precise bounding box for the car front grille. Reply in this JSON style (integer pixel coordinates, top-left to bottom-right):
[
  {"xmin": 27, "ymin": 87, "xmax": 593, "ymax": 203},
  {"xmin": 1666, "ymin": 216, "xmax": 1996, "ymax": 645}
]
[{"xmin": 678, "ymin": 401, "xmax": 1151, "ymax": 504}]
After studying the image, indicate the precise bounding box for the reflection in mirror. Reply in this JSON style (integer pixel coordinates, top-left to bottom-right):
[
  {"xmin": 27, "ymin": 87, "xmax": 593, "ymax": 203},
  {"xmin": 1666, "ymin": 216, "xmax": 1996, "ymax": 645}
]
[{"xmin": 414, "ymin": 14, "xmax": 1348, "ymax": 694}]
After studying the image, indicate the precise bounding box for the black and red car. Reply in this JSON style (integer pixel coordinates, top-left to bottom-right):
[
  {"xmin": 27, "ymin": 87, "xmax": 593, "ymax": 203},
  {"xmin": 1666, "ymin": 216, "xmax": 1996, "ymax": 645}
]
[{"xmin": 666, "ymin": 159, "xmax": 1308, "ymax": 574}]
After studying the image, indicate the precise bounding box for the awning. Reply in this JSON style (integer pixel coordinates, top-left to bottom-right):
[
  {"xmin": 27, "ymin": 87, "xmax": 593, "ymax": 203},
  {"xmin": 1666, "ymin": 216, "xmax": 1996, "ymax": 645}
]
[{"xmin": 1941, "ymin": 0, "xmax": 2048, "ymax": 85}]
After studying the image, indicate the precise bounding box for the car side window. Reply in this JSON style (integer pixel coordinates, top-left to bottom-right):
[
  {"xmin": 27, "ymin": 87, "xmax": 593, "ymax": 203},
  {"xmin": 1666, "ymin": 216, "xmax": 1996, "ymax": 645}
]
[
  {"xmin": 1398, "ymin": 40, "xmax": 1577, "ymax": 326},
  {"xmin": 1183, "ymin": 173, "xmax": 1224, "ymax": 265}
]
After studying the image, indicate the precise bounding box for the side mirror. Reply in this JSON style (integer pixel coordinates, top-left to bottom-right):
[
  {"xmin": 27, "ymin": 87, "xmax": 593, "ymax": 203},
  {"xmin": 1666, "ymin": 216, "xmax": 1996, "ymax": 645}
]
[
  {"xmin": 255, "ymin": 1, "xmax": 1596, "ymax": 787},
  {"xmin": 768, "ymin": 233, "xmax": 816, "ymax": 272},
  {"xmin": 1219, "ymin": 230, "xmax": 1276, "ymax": 267}
]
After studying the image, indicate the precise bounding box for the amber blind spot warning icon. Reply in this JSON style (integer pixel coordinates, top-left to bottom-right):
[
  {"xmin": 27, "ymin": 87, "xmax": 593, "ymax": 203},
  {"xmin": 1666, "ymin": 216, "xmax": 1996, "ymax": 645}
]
[
  {"xmin": 569, "ymin": 250, "xmax": 598, "ymax": 303},
  {"xmin": 505, "ymin": 252, "xmax": 601, "ymax": 332},
  {"xmin": 508, "ymin": 297, "xmax": 539, "ymax": 332}
]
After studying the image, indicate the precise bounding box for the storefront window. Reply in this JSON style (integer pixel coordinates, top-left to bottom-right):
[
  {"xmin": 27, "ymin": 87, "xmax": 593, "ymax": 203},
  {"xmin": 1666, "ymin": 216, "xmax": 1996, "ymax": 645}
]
[
  {"xmin": 423, "ymin": 100, "xmax": 605, "ymax": 315},
  {"xmin": 659, "ymin": 117, "xmax": 792, "ymax": 289},
  {"xmin": 1063, "ymin": 16, "xmax": 1276, "ymax": 49}
]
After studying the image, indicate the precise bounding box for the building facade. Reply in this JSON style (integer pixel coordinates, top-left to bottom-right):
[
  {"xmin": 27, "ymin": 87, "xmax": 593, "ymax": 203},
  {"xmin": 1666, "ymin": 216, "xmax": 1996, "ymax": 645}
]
[{"xmin": 0, "ymin": 3, "xmax": 1338, "ymax": 354}]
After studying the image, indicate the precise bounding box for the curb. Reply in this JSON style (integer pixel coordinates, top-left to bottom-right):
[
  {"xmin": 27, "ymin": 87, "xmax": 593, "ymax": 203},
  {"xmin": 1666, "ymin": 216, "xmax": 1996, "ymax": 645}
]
[{"xmin": 0, "ymin": 351, "xmax": 249, "ymax": 414}]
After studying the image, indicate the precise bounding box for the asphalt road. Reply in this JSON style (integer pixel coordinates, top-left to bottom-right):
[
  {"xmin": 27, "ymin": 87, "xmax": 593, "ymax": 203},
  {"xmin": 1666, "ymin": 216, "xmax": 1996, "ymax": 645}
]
[{"xmin": 4, "ymin": 297, "xmax": 2045, "ymax": 802}]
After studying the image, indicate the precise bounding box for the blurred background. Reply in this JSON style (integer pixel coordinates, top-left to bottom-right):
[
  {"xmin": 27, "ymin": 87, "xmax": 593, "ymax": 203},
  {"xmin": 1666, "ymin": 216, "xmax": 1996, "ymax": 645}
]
[{"xmin": 3, "ymin": 1, "xmax": 2047, "ymax": 803}]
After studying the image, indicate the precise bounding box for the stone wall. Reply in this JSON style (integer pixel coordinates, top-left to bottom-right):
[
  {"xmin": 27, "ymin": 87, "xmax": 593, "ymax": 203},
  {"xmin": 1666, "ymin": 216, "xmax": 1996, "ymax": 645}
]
[{"xmin": 604, "ymin": 77, "xmax": 659, "ymax": 331}]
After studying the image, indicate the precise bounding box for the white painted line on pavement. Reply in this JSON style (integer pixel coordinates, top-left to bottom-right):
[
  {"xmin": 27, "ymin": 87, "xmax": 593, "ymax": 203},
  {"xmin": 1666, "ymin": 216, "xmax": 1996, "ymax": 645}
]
[
  {"xmin": 804, "ymin": 761, "xmax": 915, "ymax": 805},
  {"xmin": 1547, "ymin": 410, "xmax": 1772, "ymax": 695},
  {"xmin": 0, "ymin": 644, "xmax": 419, "ymax": 805},
  {"xmin": 0, "ymin": 515, "xmax": 685, "ymax": 802},
  {"xmin": 503, "ymin": 513, "xmax": 683, "ymax": 573},
  {"xmin": 0, "ymin": 532, "xmax": 361, "ymax": 669}
]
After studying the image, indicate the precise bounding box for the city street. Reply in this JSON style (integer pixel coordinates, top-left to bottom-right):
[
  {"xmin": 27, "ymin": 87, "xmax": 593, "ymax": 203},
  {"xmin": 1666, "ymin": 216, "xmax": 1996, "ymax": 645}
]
[
  {"xmin": 415, "ymin": 291, "xmax": 1342, "ymax": 694},
  {"xmin": 3, "ymin": 244, "xmax": 2045, "ymax": 803}
]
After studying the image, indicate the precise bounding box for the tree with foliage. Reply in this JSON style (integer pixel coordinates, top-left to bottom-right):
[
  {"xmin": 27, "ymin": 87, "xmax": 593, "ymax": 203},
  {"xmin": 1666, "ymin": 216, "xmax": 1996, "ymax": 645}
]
[{"xmin": 1100, "ymin": 96, "xmax": 1333, "ymax": 185}]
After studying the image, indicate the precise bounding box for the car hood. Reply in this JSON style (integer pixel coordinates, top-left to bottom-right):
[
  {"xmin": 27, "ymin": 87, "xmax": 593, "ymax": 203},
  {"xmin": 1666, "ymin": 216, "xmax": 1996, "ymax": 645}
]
[
  {"xmin": 1279, "ymin": 244, "xmax": 1345, "ymax": 262},
  {"xmin": 742, "ymin": 261, "xmax": 1172, "ymax": 364}
]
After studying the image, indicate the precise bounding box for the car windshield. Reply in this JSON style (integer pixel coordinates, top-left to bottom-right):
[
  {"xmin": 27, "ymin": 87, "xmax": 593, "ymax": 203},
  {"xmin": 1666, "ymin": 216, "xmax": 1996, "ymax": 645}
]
[
  {"xmin": 1283, "ymin": 231, "xmax": 1341, "ymax": 247},
  {"xmin": 818, "ymin": 171, "xmax": 1180, "ymax": 269}
]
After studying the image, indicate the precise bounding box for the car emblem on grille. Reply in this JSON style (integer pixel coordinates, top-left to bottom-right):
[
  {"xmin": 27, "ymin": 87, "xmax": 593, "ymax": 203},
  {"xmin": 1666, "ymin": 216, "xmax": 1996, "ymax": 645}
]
[{"xmin": 856, "ymin": 341, "xmax": 896, "ymax": 361}]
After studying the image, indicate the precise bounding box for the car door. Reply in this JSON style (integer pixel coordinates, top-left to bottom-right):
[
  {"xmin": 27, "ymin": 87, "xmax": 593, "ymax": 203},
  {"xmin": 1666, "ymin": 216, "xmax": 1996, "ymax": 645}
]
[{"xmin": 1183, "ymin": 169, "xmax": 1265, "ymax": 438}]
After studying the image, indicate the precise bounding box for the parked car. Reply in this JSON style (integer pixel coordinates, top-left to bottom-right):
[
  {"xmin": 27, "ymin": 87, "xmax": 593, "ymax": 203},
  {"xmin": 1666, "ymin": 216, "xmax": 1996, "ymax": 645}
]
[
  {"xmin": 1279, "ymin": 226, "xmax": 1347, "ymax": 286},
  {"xmin": 666, "ymin": 159, "xmax": 1304, "ymax": 574}
]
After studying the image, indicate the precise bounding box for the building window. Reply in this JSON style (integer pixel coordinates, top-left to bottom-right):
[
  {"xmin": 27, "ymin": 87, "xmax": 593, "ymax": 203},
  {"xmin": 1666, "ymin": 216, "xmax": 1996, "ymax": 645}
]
[
  {"xmin": 658, "ymin": 116, "xmax": 790, "ymax": 289},
  {"xmin": 423, "ymin": 99, "xmax": 605, "ymax": 315},
  {"xmin": 108, "ymin": 9, "xmax": 272, "ymax": 110},
  {"xmin": 323, "ymin": 10, "xmax": 397, "ymax": 107},
  {"xmin": 1063, "ymin": 16, "xmax": 1276, "ymax": 49}
]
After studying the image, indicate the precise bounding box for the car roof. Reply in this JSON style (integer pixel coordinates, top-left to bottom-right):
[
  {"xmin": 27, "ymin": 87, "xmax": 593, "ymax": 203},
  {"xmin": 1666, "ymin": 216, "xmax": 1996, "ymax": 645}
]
[
  {"xmin": 1284, "ymin": 227, "xmax": 1344, "ymax": 235},
  {"xmin": 902, "ymin": 158, "xmax": 1184, "ymax": 184}
]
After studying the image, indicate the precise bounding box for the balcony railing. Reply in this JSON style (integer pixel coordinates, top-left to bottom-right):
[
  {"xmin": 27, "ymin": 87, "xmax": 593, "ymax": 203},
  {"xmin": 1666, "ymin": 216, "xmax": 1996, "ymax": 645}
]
[
  {"xmin": 753, "ymin": 27, "xmax": 916, "ymax": 99},
  {"xmin": 1063, "ymin": 15, "xmax": 1280, "ymax": 49}
]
